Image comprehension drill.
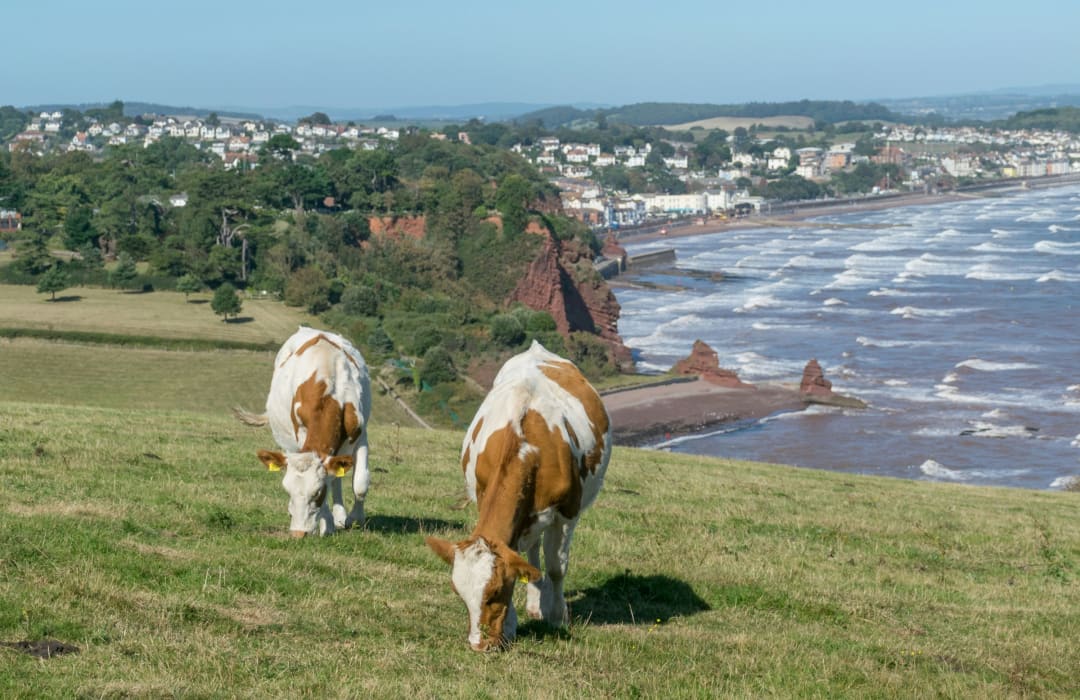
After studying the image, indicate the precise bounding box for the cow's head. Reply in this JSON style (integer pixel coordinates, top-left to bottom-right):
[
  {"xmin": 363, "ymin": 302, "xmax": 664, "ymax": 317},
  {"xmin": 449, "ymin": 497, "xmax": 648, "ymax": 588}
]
[
  {"xmin": 426, "ymin": 535, "xmax": 541, "ymax": 651},
  {"xmin": 257, "ymin": 449, "xmax": 354, "ymax": 537}
]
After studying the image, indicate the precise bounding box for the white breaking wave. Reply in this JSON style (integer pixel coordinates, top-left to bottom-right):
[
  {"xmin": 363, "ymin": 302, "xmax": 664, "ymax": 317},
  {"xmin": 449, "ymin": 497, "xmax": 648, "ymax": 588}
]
[
  {"xmin": 970, "ymin": 241, "xmax": 1030, "ymax": 253},
  {"xmin": 962, "ymin": 421, "xmax": 1038, "ymax": 439},
  {"xmin": 919, "ymin": 459, "xmax": 1031, "ymax": 482},
  {"xmin": 1050, "ymin": 476, "xmax": 1080, "ymax": 490},
  {"xmin": 1037, "ymin": 269, "xmax": 1080, "ymax": 282},
  {"xmin": 919, "ymin": 460, "xmax": 968, "ymax": 481},
  {"xmin": 890, "ymin": 306, "xmax": 980, "ymax": 319},
  {"xmin": 733, "ymin": 294, "xmax": 784, "ymax": 313},
  {"xmin": 823, "ymin": 297, "xmax": 848, "ymax": 306},
  {"xmin": 1048, "ymin": 224, "xmax": 1073, "ymax": 233},
  {"xmin": 1034, "ymin": 240, "xmax": 1080, "ymax": 255},
  {"xmin": 955, "ymin": 359, "xmax": 1039, "ymax": 372},
  {"xmin": 964, "ymin": 264, "xmax": 1039, "ymax": 282}
]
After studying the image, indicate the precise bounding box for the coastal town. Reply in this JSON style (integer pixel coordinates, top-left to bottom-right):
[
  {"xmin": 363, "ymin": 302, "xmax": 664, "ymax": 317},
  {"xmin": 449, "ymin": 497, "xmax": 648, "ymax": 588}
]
[{"xmin": 4, "ymin": 105, "xmax": 1080, "ymax": 235}]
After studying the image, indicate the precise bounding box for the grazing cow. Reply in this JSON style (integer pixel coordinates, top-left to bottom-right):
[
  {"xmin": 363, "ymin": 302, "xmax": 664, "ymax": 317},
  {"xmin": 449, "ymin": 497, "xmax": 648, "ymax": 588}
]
[
  {"xmin": 426, "ymin": 340, "xmax": 611, "ymax": 651},
  {"xmin": 237, "ymin": 327, "xmax": 371, "ymax": 538}
]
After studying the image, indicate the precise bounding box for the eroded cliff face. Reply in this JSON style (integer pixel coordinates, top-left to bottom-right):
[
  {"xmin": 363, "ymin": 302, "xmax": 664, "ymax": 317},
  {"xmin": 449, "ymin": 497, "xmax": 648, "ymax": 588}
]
[{"xmin": 509, "ymin": 235, "xmax": 633, "ymax": 370}]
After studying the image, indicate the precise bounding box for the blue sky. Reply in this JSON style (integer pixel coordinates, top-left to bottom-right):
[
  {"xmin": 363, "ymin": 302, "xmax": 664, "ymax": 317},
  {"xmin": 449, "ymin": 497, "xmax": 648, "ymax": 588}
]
[{"xmin": 3, "ymin": 0, "xmax": 1078, "ymax": 111}]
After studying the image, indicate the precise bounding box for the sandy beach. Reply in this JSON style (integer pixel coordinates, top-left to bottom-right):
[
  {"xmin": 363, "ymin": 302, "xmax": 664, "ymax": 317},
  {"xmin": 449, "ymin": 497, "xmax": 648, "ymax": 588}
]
[{"xmin": 602, "ymin": 379, "xmax": 806, "ymax": 446}]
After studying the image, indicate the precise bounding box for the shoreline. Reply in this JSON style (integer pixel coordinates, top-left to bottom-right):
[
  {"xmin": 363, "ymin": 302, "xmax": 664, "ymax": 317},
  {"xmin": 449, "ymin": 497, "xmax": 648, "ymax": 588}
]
[
  {"xmin": 602, "ymin": 378, "xmax": 807, "ymax": 447},
  {"xmin": 614, "ymin": 173, "xmax": 1080, "ymax": 246}
]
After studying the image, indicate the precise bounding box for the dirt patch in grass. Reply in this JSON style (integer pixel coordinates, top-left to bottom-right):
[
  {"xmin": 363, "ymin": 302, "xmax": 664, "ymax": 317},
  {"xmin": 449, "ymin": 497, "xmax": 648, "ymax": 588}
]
[{"xmin": 0, "ymin": 639, "xmax": 80, "ymax": 659}]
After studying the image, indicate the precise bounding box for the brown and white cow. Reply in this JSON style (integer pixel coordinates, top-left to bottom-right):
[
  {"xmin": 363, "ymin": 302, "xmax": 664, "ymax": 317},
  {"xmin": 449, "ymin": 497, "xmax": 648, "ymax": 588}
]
[
  {"xmin": 238, "ymin": 327, "xmax": 371, "ymax": 538},
  {"xmin": 426, "ymin": 340, "xmax": 611, "ymax": 651}
]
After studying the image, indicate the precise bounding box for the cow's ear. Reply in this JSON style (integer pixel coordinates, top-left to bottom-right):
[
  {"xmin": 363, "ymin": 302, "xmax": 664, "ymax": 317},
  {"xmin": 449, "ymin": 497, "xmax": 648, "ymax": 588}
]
[
  {"xmin": 501, "ymin": 545, "xmax": 542, "ymax": 584},
  {"xmin": 425, "ymin": 536, "xmax": 457, "ymax": 566},
  {"xmin": 257, "ymin": 450, "xmax": 287, "ymax": 472},
  {"xmin": 326, "ymin": 455, "xmax": 354, "ymax": 477}
]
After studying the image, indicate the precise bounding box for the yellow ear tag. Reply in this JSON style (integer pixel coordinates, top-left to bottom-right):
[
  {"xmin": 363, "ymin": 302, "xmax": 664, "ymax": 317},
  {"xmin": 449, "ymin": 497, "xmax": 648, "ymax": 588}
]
[
  {"xmin": 334, "ymin": 466, "xmax": 346, "ymax": 478},
  {"xmin": 518, "ymin": 575, "xmax": 530, "ymax": 584},
  {"xmin": 267, "ymin": 462, "xmax": 281, "ymax": 472}
]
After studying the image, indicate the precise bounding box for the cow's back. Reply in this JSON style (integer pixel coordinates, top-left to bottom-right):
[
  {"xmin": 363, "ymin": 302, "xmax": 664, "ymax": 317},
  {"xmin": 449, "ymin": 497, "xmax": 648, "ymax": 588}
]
[
  {"xmin": 266, "ymin": 328, "xmax": 370, "ymax": 453},
  {"xmin": 462, "ymin": 341, "xmax": 610, "ymax": 511}
]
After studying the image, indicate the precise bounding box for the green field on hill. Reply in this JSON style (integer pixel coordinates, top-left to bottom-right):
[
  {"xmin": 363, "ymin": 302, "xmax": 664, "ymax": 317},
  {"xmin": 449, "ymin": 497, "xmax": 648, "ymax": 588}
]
[{"xmin": 1, "ymin": 288, "xmax": 1079, "ymax": 697}]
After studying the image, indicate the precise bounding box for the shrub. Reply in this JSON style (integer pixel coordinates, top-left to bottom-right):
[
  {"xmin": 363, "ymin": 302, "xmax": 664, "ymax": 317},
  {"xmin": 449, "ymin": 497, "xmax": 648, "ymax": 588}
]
[
  {"xmin": 419, "ymin": 345, "xmax": 456, "ymax": 386},
  {"xmin": 340, "ymin": 285, "xmax": 379, "ymax": 316},
  {"xmin": 367, "ymin": 326, "xmax": 394, "ymax": 355},
  {"xmin": 284, "ymin": 266, "xmax": 331, "ymax": 313},
  {"xmin": 489, "ymin": 313, "xmax": 524, "ymax": 347},
  {"xmin": 410, "ymin": 325, "xmax": 443, "ymax": 356},
  {"xmin": 525, "ymin": 310, "xmax": 557, "ymax": 332}
]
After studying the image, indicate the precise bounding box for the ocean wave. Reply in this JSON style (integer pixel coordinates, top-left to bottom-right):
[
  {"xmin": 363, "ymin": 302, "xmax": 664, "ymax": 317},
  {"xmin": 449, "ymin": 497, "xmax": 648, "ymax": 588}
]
[
  {"xmin": 1050, "ymin": 476, "xmax": 1080, "ymax": 490},
  {"xmin": 890, "ymin": 306, "xmax": 980, "ymax": 319},
  {"xmin": 1037, "ymin": 269, "xmax": 1080, "ymax": 282},
  {"xmin": 961, "ymin": 421, "xmax": 1038, "ymax": 439},
  {"xmin": 964, "ymin": 265, "xmax": 1039, "ymax": 282},
  {"xmin": 732, "ymin": 351, "xmax": 807, "ymax": 379},
  {"xmin": 1017, "ymin": 209, "xmax": 1058, "ymax": 222},
  {"xmin": 1034, "ymin": 240, "xmax": 1080, "ymax": 255},
  {"xmin": 969, "ymin": 241, "xmax": 1029, "ymax": 253},
  {"xmin": 823, "ymin": 297, "xmax": 847, "ymax": 306},
  {"xmin": 990, "ymin": 228, "xmax": 1016, "ymax": 238},
  {"xmin": 919, "ymin": 460, "xmax": 968, "ymax": 481},
  {"xmin": 918, "ymin": 459, "xmax": 1031, "ymax": 482},
  {"xmin": 856, "ymin": 336, "xmax": 946, "ymax": 349},
  {"xmin": 955, "ymin": 358, "xmax": 1039, "ymax": 372},
  {"xmin": 1048, "ymin": 224, "xmax": 1073, "ymax": 232},
  {"xmin": 904, "ymin": 253, "xmax": 972, "ymax": 276},
  {"xmin": 733, "ymin": 294, "xmax": 783, "ymax": 313}
]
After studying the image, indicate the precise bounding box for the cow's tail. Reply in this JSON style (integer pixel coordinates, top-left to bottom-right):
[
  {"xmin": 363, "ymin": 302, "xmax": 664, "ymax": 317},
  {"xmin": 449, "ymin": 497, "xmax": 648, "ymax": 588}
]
[{"xmin": 232, "ymin": 406, "xmax": 269, "ymax": 427}]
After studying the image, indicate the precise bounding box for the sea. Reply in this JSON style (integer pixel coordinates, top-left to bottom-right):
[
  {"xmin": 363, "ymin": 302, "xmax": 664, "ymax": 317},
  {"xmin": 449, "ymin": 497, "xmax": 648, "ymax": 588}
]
[{"xmin": 615, "ymin": 184, "xmax": 1080, "ymax": 490}]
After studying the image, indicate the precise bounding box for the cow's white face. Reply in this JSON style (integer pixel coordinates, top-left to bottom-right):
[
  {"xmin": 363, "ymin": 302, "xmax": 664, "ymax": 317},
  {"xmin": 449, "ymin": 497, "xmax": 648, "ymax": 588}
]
[
  {"xmin": 427, "ymin": 536, "xmax": 541, "ymax": 651},
  {"xmin": 257, "ymin": 449, "xmax": 354, "ymax": 537},
  {"xmin": 281, "ymin": 452, "xmax": 328, "ymax": 537}
]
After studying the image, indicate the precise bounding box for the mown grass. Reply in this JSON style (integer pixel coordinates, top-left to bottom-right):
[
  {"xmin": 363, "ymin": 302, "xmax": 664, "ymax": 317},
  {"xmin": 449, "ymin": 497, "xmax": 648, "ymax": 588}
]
[
  {"xmin": 0, "ymin": 283, "xmax": 317, "ymax": 345},
  {"xmin": 1, "ymin": 344, "xmax": 1079, "ymax": 697}
]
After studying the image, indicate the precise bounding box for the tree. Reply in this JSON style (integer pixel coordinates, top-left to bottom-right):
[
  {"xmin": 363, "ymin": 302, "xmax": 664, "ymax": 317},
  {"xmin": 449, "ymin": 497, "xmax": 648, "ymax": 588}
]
[
  {"xmin": 211, "ymin": 283, "xmax": 242, "ymax": 321},
  {"xmin": 175, "ymin": 273, "xmax": 203, "ymax": 300},
  {"xmin": 14, "ymin": 233, "xmax": 54, "ymax": 275},
  {"xmin": 495, "ymin": 174, "xmax": 532, "ymax": 236},
  {"xmin": 490, "ymin": 313, "xmax": 525, "ymax": 346},
  {"xmin": 109, "ymin": 252, "xmax": 138, "ymax": 290},
  {"xmin": 419, "ymin": 345, "xmax": 456, "ymax": 386},
  {"xmin": 36, "ymin": 264, "xmax": 70, "ymax": 301},
  {"xmin": 284, "ymin": 265, "xmax": 331, "ymax": 313}
]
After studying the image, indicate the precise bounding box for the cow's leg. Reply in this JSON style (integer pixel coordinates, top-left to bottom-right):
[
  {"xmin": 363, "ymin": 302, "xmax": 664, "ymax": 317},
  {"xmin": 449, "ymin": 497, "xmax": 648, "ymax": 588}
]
[
  {"xmin": 329, "ymin": 472, "xmax": 347, "ymax": 529},
  {"xmin": 318, "ymin": 474, "xmax": 337, "ymax": 536},
  {"xmin": 525, "ymin": 541, "xmax": 546, "ymax": 620},
  {"xmin": 345, "ymin": 440, "xmax": 370, "ymax": 529},
  {"xmin": 541, "ymin": 519, "xmax": 577, "ymax": 626}
]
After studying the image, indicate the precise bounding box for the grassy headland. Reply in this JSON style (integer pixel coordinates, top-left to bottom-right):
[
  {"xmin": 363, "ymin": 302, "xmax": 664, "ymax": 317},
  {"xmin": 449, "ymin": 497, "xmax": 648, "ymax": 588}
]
[{"xmin": 0, "ymin": 293, "xmax": 1078, "ymax": 697}]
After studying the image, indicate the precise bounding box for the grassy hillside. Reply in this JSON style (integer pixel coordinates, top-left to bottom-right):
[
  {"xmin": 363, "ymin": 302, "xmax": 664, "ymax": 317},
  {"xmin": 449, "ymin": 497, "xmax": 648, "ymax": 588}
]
[{"xmin": 1, "ymin": 341, "xmax": 1078, "ymax": 696}]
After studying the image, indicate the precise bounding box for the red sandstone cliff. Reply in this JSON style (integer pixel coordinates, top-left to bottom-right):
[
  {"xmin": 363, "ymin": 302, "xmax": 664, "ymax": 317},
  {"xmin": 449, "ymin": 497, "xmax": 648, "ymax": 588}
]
[{"xmin": 509, "ymin": 235, "xmax": 633, "ymax": 370}]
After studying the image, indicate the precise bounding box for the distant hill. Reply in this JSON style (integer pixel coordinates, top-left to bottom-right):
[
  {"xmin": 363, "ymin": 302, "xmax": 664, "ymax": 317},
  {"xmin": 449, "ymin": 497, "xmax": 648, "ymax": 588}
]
[
  {"xmin": 877, "ymin": 86, "xmax": 1080, "ymax": 122},
  {"xmin": 999, "ymin": 106, "xmax": 1080, "ymax": 133},
  {"xmin": 20, "ymin": 101, "xmax": 263, "ymax": 121},
  {"xmin": 515, "ymin": 100, "xmax": 901, "ymax": 128}
]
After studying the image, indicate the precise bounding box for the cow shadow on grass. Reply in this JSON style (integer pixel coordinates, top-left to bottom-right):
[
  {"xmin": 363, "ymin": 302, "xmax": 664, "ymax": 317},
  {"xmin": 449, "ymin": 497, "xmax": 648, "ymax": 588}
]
[
  {"xmin": 363, "ymin": 514, "xmax": 464, "ymax": 535},
  {"xmin": 518, "ymin": 570, "xmax": 710, "ymax": 642}
]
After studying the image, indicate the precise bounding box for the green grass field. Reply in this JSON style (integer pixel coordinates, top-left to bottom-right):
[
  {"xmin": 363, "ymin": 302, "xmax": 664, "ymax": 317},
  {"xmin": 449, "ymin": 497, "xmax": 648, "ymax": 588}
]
[{"xmin": 1, "ymin": 287, "xmax": 1079, "ymax": 697}]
